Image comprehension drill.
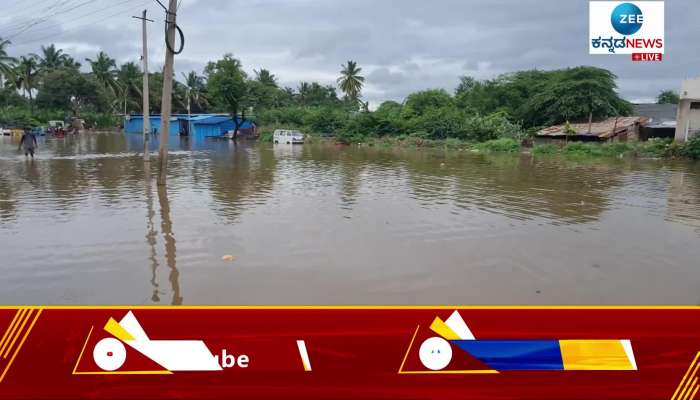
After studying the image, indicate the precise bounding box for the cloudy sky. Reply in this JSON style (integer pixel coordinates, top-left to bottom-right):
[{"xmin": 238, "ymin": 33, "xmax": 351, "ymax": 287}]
[{"xmin": 1, "ymin": 0, "xmax": 698, "ymax": 105}]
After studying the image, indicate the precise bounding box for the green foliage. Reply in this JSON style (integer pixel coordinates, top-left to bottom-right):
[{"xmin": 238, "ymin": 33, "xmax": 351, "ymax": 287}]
[
  {"xmin": 532, "ymin": 143, "xmax": 559, "ymax": 155},
  {"xmin": 258, "ymin": 129, "xmax": 274, "ymax": 143},
  {"xmin": 403, "ymin": 89, "xmax": 453, "ymax": 117},
  {"xmin": 305, "ymin": 107, "xmax": 348, "ymax": 134},
  {"xmin": 656, "ymin": 90, "xmax": 680, "ymax": 105},
  {"xmin": 205, "ymin": 54, "xmax": 248, "ymax": 114},
  {"xmin": 456, "ymin": 67, "xmax": 631, "ymax": 128},
  {"xmin": 474, "ymin": 138, "xmax": 520, "ymax": 153},
  {"xmin": 36, "ymin": 69, "xmax": 106, "ymax": 113},
  {"xmin": 680, "ymin": 135, "xmax": 700, "ymax": 159}
]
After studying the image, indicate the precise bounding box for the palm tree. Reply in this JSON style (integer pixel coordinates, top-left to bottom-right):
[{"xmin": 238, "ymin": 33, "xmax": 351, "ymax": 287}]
[
  {"xmin": 14, "ymin": 55, "xmax": 39, "ymax": 114},
  {"xmin": 116, "ymin": 61, "xmax": 142, "ymax": 115},
  {"xmin": 85, "ymin": 51, "xmax": 119, "ymax": 95},
  {"xmin": 254, "ymin": 68, "xmax": 277, "ymax": 87},
  {"xmin": 181, "ymin": 71, "xmax": 208, "ymax": 112},
  {"xmin": 297, "ymin": 82, "xmax": 310, "ymax": 105},
  {"xmin": 337, "ymin": 60, "xmax": 365, "ymax": 104},
  {"xmin": 0, "ymin": 38, "xmax": 17, "ymax": 88},
  {"xmin": 37, "ymin": 44, "xmax": 69, "ymax": 71}
]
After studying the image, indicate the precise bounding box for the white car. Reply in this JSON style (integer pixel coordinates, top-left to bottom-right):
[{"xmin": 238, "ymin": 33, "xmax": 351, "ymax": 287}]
[{"xmin": 273, "ymin": 129, "xmax": 304, "ymax": 144}]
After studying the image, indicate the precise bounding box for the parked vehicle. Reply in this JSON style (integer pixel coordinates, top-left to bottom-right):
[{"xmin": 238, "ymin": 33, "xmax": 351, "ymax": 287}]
[
  {"xmin": 47, "ymin": 120, "xmax": 66, "ymax": 135},
  {"xmin": 273, "ymin": 129, "xmax": 304, "ymax": 144},
  {"xmin": 0, "ymin": 127, "xmax": 11, "ymax": 136}
]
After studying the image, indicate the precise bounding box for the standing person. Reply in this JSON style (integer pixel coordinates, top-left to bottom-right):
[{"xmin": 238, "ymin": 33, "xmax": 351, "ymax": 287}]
[{"xmin": 18, "ymin": 127, "xmax": 38, "ymax": 158}]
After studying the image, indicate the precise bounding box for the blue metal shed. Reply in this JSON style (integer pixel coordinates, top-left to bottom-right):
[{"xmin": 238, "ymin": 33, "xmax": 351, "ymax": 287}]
[{"xmin": 124, "ymin": 115, "xmax": 179, "ymax": 136}]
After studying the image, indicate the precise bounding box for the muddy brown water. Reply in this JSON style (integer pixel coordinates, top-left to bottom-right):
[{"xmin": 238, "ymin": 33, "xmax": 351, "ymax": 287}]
[{"xmin": 1, "ymin": 133, "xmax": 699, "ymax": 305}]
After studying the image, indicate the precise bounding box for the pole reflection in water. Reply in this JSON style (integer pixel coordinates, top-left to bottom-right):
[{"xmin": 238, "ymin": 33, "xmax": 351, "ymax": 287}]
[
  {"xmin": 157, "ymin": 181, "xmax": 182, "ymax": 305},
  {"xmin": 144, "ymin": 165, "xmax": 182, "ymax": 305},
  {"xmin": 144, "ymin": 167, "xmax": 160, "ymax": 302}
]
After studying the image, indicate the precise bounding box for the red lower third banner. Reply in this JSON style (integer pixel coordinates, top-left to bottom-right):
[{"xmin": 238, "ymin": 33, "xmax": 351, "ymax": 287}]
[{"xmin": 0, "ymin": 307, "xmax": 698, "ymax": 400}]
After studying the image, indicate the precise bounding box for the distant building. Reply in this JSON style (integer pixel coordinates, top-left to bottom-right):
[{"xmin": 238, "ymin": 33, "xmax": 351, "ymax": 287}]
[
  {"xmin": 536, "ymin": 116, "xmax": 647, "ymax": 142},
  {"xmin": 675, "ymin": 77, "xmax": 700, "ymax": 142},
  {"xmin": 633, "ymin": 104, "xmax": 677, "ymax": 140}
]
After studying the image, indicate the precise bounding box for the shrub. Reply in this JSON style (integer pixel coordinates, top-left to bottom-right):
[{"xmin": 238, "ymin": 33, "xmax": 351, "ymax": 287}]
[
  {"xmin": 634, "ymin": 138, "xmax": 672, "ymax": 157},
  {"xmin": 305, "ymin": 107, "xmax": 348, "ymax": 134},
  {"xmin": 681, "ymin": 135, "xmax": 700, "ymax": 159}
]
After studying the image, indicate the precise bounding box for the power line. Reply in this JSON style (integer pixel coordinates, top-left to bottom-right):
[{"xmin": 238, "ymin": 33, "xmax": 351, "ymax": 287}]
[
  {"xmin": 0, "ymin": 0, "xmax": 81, "ymax": 34},
  {"xmin": 12, "ymin": 0, "xmax": 150, "ymax": 47},
  {"xmin": 5, "ymin": 0, "xmax": 103, "ymax": 40},
  {"xmin": 0, "ymin": 0, "xmax": 67, "ymax": 24},
  {"xmin": 8, "ymin": 0, "xmax": 144, "ymax": 43}
]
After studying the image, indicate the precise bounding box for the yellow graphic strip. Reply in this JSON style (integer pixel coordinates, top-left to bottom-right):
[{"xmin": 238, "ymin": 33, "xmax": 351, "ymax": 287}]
[
  {"xmin": 429, "ymin": 317, "xmax": 460, "ymax": 340},
  {"xmin": 72, "ymin": 326, "xmax": 94, "ymax": 375},
  {"xmin": 2, "ymin": 309, "xmax": 31, "ymax": 359},
  {"xmin": 103, "ymin": 317, "xmax": 135, "ymax": 341},
  {"xmin": 398, "ymin": 324, "xmax": 497, "ymax": 375},
  {"xmin": 560, "ymin": 340, "xmax": 635, "ymax": 370},
  {"xmin": 0, "ymin": 308, "xmax": 42, "ymax": 383},
  {"xmin": 671, "ymin": 352, "xmax": 700, "ymax": 400},
  {"xmin": 0, "ymin": 309, "xmax": 23, "ymax": 357}
]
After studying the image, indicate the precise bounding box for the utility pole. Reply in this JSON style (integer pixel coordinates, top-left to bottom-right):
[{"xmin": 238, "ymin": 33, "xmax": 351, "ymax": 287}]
[
  {"xmin": 133, "ymin": 10, "xmax": 154, "ymax": 162},
  {"xmin": 157, "ymin": 0, "xmax": 179, "ymax": 185}
]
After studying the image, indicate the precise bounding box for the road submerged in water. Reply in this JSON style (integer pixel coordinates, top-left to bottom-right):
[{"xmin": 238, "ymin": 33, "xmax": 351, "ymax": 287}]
[{"xmin": 0, "ymin": 132, "xmax": 699, "ymax": 305}]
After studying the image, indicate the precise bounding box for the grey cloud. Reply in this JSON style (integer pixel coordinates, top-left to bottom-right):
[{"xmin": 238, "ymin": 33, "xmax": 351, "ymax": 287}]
[{"xmin": 1, "ymin": 0, "xmax": 697, "ymax": 106}]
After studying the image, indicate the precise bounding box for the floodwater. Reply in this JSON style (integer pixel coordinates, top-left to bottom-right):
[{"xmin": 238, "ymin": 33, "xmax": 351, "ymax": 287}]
[{"xmin": 0, "ymin": 132, "xmax": 699, "ymax": 305}]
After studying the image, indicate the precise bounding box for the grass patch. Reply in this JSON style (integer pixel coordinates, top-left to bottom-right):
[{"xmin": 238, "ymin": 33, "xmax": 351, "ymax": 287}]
[
  {"xmin": 474, "ymin": 138, "xmax": 520, "ymax": 153},
  {"xmin": 532, "ymin": 143, "xmax": 559, "ymax": 155}
]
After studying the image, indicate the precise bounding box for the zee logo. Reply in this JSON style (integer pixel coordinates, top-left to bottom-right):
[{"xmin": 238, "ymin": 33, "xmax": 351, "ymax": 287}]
[{"xmin": 611, "ymin": 2, "xmax": 644, "ymax": 35}]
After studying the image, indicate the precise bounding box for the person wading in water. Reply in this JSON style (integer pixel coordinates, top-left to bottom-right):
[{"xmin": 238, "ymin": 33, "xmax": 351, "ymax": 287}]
[{"xmin": 18, "ymin": 128, "xmax": 38, "ymax": 159}]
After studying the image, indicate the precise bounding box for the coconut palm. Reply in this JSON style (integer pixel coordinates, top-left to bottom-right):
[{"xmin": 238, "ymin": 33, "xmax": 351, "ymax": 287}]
[
  {"xmin": 85, "ymin": 51, "xmax": 119, "ymax": 95},
  {"xmin": 254, "ymin": 68, "xmax": 277, "ymax": 87},
  {"xmin": 14, "ymin": 55, "xmax": 39, "ymax": 114},
  {"xmin": 0, "ymin": 38, "xmax": 17, "ymax": 87},
  {"xmin": 37, "ymin": 44, "xmax": 69, "ymax": 71},
  {"xmin": 337, "ymin": 60, "xmax": 365, "ymax": 103},
  {"xmin": 116, "ymin": 61, "xmax": 142, "ymax": 115},
  {"xmin": 297, "ymin": 82, "xmax": 310, "ymax": 105},
  {"xmin": 181, "ymin": 71, "xmax": 208, "ymax": 112}
]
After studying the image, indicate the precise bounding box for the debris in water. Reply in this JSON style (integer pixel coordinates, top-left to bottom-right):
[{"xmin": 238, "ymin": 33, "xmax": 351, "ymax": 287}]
[{"xmin": 221, "ymin": 255, "xmax": 236, "ymax": 262}]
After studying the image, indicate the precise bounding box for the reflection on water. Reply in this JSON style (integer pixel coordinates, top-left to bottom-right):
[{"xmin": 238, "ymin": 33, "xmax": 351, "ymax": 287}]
[{"xmin": 0, "ymin": 133, "xmax": 699, "ymax": 304}]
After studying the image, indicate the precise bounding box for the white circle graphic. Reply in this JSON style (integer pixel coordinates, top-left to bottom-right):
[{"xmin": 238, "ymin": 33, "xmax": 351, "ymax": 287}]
[
  {"xmin": 419, "ymin": 336, "xmax": 453, "ymax": 370},
  {"xmin": 93, "ymin": 338, "xmax": 127, "ymax": 371}
]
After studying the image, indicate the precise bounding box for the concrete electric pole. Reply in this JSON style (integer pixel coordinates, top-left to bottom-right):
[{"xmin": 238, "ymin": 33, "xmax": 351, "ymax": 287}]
[
  {"xmin": 157, "ymin": 0, "xmax": 179, "ymax": 185},
  {"xmin": 133, "ymin": 10, "xmax": 154, "ymax": 162}
]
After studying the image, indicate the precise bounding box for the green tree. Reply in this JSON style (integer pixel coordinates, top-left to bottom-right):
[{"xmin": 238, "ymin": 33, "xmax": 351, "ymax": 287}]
[
  {"xmin": 521, "ymin": 67, "xmax": 631, "ymax": 127},
  {"xmin": 205, "ymin": 54, "xmax": 248, "ymax": 138},
  {"xmin": 337, "ymin": 60, "xmax": 365, "ymax": 106},
  {"xmin": 36, "ymin": 69, "xmax": 106, "ymax": 115},
  {"xmin": 656, "ymin": 90, "xmax": 680, "ymax": 105},
  {"xmin": 0, "ymin": 38, "xmax": 17, "ymax": 85},
  {"xmin": 254, "ymin": 68, "xmax": 277, "ymax": 87},
  {"xmin": 13, "ymin": 55, "xmax": 40, "ymax": 114},
  {"xmin": 86, "ymin": 51, "xmax": 119, "ymax": 96},
  {"xmin": 403, "ymin": 89, "xmax": 453, "ymax": 117}
]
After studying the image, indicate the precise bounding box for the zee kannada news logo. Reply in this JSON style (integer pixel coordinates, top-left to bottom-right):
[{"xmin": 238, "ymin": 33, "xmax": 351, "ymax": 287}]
[{"xmin": 589, "ymin": 1, "xmax": 664, "ymax": 61}]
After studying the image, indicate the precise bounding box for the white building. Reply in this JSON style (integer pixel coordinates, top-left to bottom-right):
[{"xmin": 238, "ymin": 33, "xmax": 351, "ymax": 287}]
[{"xmin": 675, "ymin": 77, "xmax": 700, "ymax": 142}]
